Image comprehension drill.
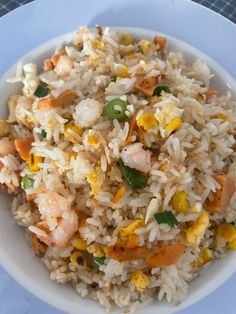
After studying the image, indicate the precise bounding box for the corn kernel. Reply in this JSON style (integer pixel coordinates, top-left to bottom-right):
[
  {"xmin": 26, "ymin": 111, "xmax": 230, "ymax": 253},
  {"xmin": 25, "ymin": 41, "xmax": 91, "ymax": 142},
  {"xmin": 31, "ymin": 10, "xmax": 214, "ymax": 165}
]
[
  {"xmin": 139, "ymin": 39, "xmax": 153, "ymax": 54},
  {"xmin": 192, "ymin": 248, "xmax": 213, "ymax": 268},
  {"xmin": 70, "ymin": 251, "xmax": 87, "ymax": 269},
  {"xmin": 64, "ymin": 122, "xmax": 83, "ymax": 143},
  {"xmin": 216, "ymin": 223, "xmax": 236, "ymax": 245},
  {"xmin": 114, "ymin": 64, "xmax": 130, "ymax": 78},
  {"xmin": 87, "ymin": 135, "xmax": 100, "ymax": 148},
  {"xmin": 119, "ymin": 219, "xmax": 145, "ymax": 236},
  {"xmin": 72, "ymin": 237, "xmax": 87, "ymax": 250},
  {"xmin": 165, "ymin": 118, "xmax": 182, "ymax": 136},
  {"xmin": 87, "ymin": 243, "xmax": 104, "ymax": 257},
  {"xmin": 131, "ymin": 269, "xmax": 150, "ymax": 292},
  {"xmin": 120, "ymin": 32, "xmax": 134, "ymax": 46},
  {"xmin": 92, "ymin": 39, "xmax": 105, "ymax": 50},
  {"xmin": 137, "ymin": 112, "xmax": 157, "ymax": 130},
  {"xmin": 172, "ymin": 191, "xmax": 188, "ymax": 213},
  {"xmin": 29, "ymin": 153, "xmax": 43, "ymax": 171},
  {"xmin": 228, "ymin": 237, "xmax": 236, "ymax": 249}
]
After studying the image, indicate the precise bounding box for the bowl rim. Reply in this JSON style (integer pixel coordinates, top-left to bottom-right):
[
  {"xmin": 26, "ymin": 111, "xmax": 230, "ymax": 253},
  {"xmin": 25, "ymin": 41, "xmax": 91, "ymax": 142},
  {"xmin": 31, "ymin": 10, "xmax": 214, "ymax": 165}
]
[{"xmin": 0, "ymin": 26, "xmax": 236, "ymax": 314}]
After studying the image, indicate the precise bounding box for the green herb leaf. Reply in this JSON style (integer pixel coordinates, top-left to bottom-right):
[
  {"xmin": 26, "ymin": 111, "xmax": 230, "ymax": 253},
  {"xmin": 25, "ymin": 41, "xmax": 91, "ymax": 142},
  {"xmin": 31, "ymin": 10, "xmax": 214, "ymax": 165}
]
[
  {"xmin": 41, "ymin": 129, "xmax": 47, "ymax": 138},
  {"xmin": 118, "ymin": 158, "xmax": 148, "ymax": 189},
  {"xmin": 153, "ymin": 85, "xmax": 171, "ymax": 97},
  {"xmin": 34, "ymin": 84, "xmax": 49, "ymax": 98},
  {"xmin": 93, "ymin": 256, "xmax": 105, "ymax": 268},
  {"xmin": 154, "ymin": 210, "xmax": 178, "ymax": 227},
  {"xmin": 22, "ymin": 174, "xmax": 33, "ymax": 190},
  {"xmin": 105, "ymin": 99, "xmax": 127, "ymax": 122}
]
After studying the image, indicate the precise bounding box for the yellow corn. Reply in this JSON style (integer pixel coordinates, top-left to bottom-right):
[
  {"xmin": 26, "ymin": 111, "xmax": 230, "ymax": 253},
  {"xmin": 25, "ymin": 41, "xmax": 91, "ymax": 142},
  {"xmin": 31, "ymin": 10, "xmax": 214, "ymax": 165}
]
[
  {"xmin": 72, "ymin": 237, "xmax": 87, "ymax": 250},
  {"xmin": 139, "ymin": 39, "xmax": 153, "ymax": 54},
  {"xmin": 165, "ymin": 118, "xmax": 182, "ymax": 136},
  {"xmin": 114, "ymin": 64, "xmax": 130, "ymax": 78},
  {"xmin": 70, "ymin": 251, "xmax": 87, "ymax": 269},
  {"xmin": 120, "ymin": 32, "xmax": 134, "ymax": 46},
  {"xmin": 131, "ymin": 269, "xmax": 150, "ymax": 292},
  {"xmin": 212, "ymin": 114, "xmax": 229, "ymax": 121},
  {"xmin": 172, "ymin": 191, "xmax": 188, "ymax": 213},
  {"xmin": 192, "ymin": 248, "xmax": 213, "ymax": 268},
  {"xmin": 216, "ymin": 223, "xmax": 236, "ymax": 247},
  {"xmin": 87, "ymin": 243, "xmax": 104, "ymax": 257},
  {"xmin": 87, "ymin": 135, "xmax": 100, "ymax": 148},
  {"xmin": 137, "ymin": 112, "xmax": 157, "ymax": 130},
  {"xmin": 119, "ymin": 219, "xmax": 145, "ymax": 236},
  {"xmin": 185, "ymin": 210, "xmax": 209, "ymax": 245},
  {"xmin": 92, "ymin": 39, "xmax": 105, "ymax": 50},
  {"xmin": 29, "ymin": 153, "xmax": 43, "ymax": 171}
]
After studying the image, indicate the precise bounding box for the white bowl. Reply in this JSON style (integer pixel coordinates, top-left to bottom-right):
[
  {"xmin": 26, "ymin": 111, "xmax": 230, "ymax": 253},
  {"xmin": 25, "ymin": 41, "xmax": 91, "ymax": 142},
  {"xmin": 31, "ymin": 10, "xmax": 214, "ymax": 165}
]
[{"xmin": 0, "ymin": 27, "xmax": 235, "ymax": 314}]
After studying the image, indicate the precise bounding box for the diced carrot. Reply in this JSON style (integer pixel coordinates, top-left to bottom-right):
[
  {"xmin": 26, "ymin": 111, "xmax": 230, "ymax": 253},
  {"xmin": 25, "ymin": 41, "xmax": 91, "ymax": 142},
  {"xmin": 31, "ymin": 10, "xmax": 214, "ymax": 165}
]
[
  {"xmin": 43, "ymin": 59, "xmax": 54, "ymax": 71},
  {"xmin": 204, "ymin": 89, "xmax": 218, "ymax": 97},
  {"xmin": 205, "ymin": 174, "xmax": 235, "ymax": 213},
  {"xmin": 114, "ymin": 186, "xmax": 126, "ymax": 204},
  {"xmin": 14, "ymin": 135, "xmax": 34, "ymax": 161},
  {"xmin": 37, "ymin": 96, "xmax": 54, "ymax": 110},
  {"xmin": 51, "ymin": 48, "xmax": 66, "ymax": 66},
  {"xmin": 146, "ymin": 244, "xmax": 187, "ymax": 268},
  {"xmin": 135, "ymin": 75, "xmax": 158, "ymax": 97},
  {"xmin": 125, "ymin": 113, "xmax": 138, "ymax": 145},
  {"xmin": 153, "ymin": 36, "xmax": 167, "ymax": 52},
  {"xmin": 54, "ymin": 89, "xmax": 76, "ymax": 107},
  {"xmin": 37, "ymin": 89, "xmax": 76, "ymax": 110},
  {"xmin": 104, "ymin": 245, "xmax": 148, "ymax": 261}
]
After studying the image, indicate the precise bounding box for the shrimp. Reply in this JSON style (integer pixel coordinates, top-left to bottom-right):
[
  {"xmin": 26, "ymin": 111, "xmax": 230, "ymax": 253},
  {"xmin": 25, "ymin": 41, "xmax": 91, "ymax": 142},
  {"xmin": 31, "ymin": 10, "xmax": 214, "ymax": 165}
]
[
  {"xmin": 120, "ymin": 143, "xmax": 151, "ymax": 173},
  {"xmin": 0, "ymin": 138, "xmax": 16, "ymax": 157},
  {"xmin": 73, "ymin": 98, "xmax": 103, "ymax": 127},
  {"xmin": 33, "ymin": 192, "xmax": 78, "ymax": 248},
  {"xmin": 54, "ymin": 55, "xmax": 73, "ymax": 77}
]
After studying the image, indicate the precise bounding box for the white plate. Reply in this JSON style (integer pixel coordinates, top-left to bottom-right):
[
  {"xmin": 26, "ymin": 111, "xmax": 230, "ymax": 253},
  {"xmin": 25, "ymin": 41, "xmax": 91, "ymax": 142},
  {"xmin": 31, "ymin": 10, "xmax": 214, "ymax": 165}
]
[{"xmin": 0, "ymin": 1, "xmax": 236, "ymax": 314}]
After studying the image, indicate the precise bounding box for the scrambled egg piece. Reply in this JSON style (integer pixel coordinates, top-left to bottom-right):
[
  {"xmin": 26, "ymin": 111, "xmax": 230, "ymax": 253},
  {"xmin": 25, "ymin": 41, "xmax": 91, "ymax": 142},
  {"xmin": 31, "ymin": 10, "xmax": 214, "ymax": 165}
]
[
  {"xmin": 165, "ymin": 118, "xmax": 182, "ymax": 136},
  {"xmin": 137, "ymin": 112, "xmax": 157, "ymax": 130},
  {"xmin": 185, "ymin": 210, "xmax": 209, "ymax": 245},
  {"xmin": 216, "ymin": 223, "xmax": 236, "ymax": 249},
  {"xmin": 114, "ymin": 64, "xmax": 130, "ymax": 78},
  {"xmin": 71, "ymin": 236, "xmax": 87, "ymax": 250},
  {"xmin": 172, "ymin": 191, "xmax": 188, "ymax": 213},
  {"xmin": 86, "ymin": 167, "xmax": 104, "ymax": 195},
  {"xmin": 155, "ymin": 102, "xmax": 183, "ymax": 138},
  {"xmin": 87, "ymin": 243, "xmax": 104, "ymax": 257},
  {"xmin": 119, "ymin": 219, "xmax": 146, "ymax": 236},
  {"xmin": 29, "ymin": 154, "xmax": 43, "ymax": 171},
  {"xmin": 131, "ymin": 270, "xmax": 150, "ymax": 292},
  {"xmin": 92, "ymin": 39, "xmax": 105, "ymax": 51},
  {"xmin": 64, "ymin": 122, "xmax": 83, "ymax": 143},
  {"xmin": 192, "ymin": 248, "xmax": 213, "ymax": 268}
]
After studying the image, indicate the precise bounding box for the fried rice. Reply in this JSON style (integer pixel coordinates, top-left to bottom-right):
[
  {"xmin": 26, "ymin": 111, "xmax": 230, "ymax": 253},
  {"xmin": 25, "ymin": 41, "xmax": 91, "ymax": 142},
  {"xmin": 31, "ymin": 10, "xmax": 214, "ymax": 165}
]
[{"xmin": 1, "ymin": 26, "xmax": 236, "ymax": 313}]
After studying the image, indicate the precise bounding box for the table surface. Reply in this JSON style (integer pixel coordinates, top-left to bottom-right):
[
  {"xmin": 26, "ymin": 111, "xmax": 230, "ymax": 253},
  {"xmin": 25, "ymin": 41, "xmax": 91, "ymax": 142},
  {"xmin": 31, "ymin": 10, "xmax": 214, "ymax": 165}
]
[{"xmin": 0, "ymin": 0, "xmax": 235, "ymax": 23}]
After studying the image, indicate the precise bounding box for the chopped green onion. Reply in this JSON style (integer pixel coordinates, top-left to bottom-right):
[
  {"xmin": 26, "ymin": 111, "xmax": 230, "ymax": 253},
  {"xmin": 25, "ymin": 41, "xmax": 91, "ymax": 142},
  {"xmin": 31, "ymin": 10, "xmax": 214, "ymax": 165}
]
[
  {"xmin": 93, "ymin": 256, "xmax": 105, "ymax": 268},
  {"xmin": 105, "ymin": 99, "xmax": 127, "ymax": 122},
  {"xmin": 118, "ymin": 158, "xmax": 148, "ymax": 189},
  {"xmin": 34, "ymin": 84, "xmax": 49, "ymax": 98},
  {"xmin": 153, "ymin": 86, "xmax": 171, "ymax": 97},
  {"xmin": 41, "ymin": 130, "xmax": 47, "ymax": 138},
  {"xmin": 22, "ymin": 174, "xmax": 33, "ymax": 190},
  {"xmin": 154, "ymin": 210, "xmax": 178, "ymax": 227}
]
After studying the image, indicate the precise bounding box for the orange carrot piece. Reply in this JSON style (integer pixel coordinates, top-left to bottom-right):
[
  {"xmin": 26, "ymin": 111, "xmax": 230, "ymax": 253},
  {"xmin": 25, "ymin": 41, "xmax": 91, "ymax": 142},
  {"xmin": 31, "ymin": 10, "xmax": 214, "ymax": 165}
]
[
  {"xmin": 37, "ymin": 89, "xmax": 76, "ymax": 110},
  {"xmin": 146, "ymin": 244, "xmax": 187, "ymax": 268},
  {"xmin": 14, "ymin": 135, "xmax": 34, "ymax": 161},
  {"xmin": 126, "ymin": 234, "xmax": 139, "ymax": 249},
  {"xmin": 154, "ymin": 36, "xmax": 167, "ymax": 52},
  {"xmin": 135, "ymin": 75, "xmax": 158, "ymax": 97},
  {"xmin": 204, "ymin": 89, "xmax": 218, "ymax": 97},
  {"xmin": 125, "ymin": 113, "xmax": 138, "ymax": 145},
  {"xmin": 43, "ymin": 59, "xmax": 54, "ymax": 71},
  {"xmin": 114, "ymin": 186, "xmax": 126, "ymax": 204},
  {"xmin": 205, "ymin": 175, "xmax": 235, "ymax": 213}
]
